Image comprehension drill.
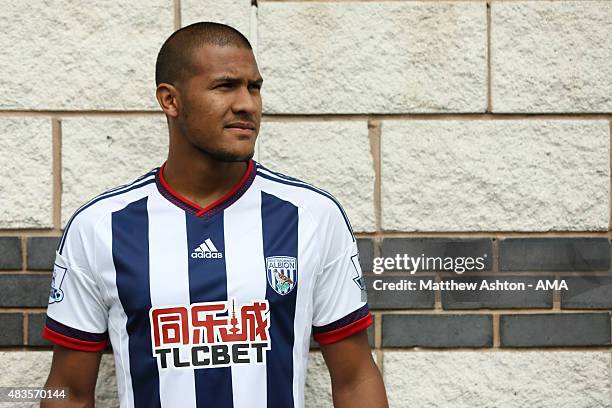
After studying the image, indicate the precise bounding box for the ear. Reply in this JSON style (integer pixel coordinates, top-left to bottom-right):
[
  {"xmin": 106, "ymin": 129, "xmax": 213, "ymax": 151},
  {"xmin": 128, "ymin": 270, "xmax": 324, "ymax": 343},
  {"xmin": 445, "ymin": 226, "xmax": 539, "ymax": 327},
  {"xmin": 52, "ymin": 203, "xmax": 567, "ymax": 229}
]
[{"xmin": 155, "ymin": 83, "xmax": 181, "ymax": 118}]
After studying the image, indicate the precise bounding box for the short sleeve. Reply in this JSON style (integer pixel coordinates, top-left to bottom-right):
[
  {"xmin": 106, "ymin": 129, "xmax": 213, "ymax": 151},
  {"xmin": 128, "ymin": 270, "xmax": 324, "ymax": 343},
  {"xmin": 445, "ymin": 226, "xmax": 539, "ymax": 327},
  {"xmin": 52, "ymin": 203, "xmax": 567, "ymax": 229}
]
[
  {"xmin": 311, "ymin": 203, "xmax": 372, "ymax": 345},
  {"xmin": 42, "ymin": 222, "xmax": 109, "ymax": 351}
]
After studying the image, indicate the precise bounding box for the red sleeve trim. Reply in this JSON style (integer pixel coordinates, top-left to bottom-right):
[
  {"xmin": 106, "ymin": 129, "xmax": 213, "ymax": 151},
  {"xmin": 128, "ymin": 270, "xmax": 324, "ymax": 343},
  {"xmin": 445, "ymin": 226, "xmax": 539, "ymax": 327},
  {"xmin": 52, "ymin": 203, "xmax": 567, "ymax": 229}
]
[
  {"xmin": 313, "ymin": 312, "xmax": 373, "ymax": 345},
  {"xmin": 42, "ymin": 326, "xmax": 108, "ymax": 352}
]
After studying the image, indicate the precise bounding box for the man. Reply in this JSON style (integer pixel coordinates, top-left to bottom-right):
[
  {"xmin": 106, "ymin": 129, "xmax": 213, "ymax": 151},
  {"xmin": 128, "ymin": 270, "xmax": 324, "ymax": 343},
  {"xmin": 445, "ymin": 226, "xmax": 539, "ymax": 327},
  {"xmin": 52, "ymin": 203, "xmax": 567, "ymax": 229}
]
[{"xmin": 41, "ymin": 22, "xmax": 388, "ymax": 408}]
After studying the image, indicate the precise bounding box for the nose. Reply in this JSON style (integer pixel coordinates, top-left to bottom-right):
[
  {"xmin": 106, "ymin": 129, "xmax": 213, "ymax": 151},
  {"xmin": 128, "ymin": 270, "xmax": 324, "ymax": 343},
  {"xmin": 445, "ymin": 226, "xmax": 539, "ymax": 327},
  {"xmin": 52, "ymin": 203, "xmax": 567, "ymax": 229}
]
[{"xmin": 231, "ymin": 85, "xmax": 260, "ymax": 115}]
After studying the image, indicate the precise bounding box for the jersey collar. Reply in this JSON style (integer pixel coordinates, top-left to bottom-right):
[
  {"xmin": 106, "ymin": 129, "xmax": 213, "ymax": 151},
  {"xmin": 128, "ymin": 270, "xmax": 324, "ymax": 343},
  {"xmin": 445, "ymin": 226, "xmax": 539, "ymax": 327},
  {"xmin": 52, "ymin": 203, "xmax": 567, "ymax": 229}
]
[{"xmin": 155, "ymin": 160, "xmax": 256, "ymax": 218}]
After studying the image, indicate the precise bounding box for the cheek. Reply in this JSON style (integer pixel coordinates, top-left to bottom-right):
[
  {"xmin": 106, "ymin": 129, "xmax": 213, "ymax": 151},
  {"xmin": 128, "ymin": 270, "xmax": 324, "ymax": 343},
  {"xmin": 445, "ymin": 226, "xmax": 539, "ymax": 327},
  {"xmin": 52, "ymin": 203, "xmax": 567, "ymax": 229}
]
[
  {"xmin": 185, "ymin": 106, "xmax": 227, "ymax": 141},
  {"xmin": 184, "ymin": 105, "xmax": 214, "ymax": 129},
  {"xmin": 198, "ymin": 102, "xmax": 227, "ymax": 127}
]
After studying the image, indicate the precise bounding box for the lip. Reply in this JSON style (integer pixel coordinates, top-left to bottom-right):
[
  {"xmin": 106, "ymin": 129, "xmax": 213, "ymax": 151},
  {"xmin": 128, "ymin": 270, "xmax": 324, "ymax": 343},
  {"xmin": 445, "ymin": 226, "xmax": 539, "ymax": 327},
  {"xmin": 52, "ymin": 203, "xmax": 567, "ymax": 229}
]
[
  {"xmin": 224, "ymin": 127, "xmax": 255, "ymax": 135},
  {"xmin": 225, "ymin": 122, "xmax": 255, "ymax": 129}
]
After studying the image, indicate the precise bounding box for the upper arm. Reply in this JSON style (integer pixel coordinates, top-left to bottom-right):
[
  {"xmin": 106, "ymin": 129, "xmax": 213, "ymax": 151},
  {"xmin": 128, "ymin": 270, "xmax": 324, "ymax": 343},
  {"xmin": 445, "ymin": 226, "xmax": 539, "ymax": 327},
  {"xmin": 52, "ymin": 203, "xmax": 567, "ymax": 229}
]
[
  {"xmin": 319, "ymin": 330, "xmax": 374, "ymax": 384},
  {"xmin": 320, "ymin": 331, "xmax": 388, "ymax": 408},
  {"xmin": 44, "ymin": 216, "xmax": 109, "ymax": 351},
  {"xmin": 311, "ymin": 200, "xmax": 372, "ymax": 345},
  {"xmin": 41, "ymin": 345, "xmax": 103, "ymax": 407}
]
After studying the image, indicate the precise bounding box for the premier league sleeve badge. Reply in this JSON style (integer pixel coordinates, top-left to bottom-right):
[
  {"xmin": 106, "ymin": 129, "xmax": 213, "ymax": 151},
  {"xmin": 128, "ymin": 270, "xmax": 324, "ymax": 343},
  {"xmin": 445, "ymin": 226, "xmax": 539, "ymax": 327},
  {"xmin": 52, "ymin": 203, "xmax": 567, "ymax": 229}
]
[{"xmin": 49, "ymin": 263, "xmax": 67, "ymax": 304}]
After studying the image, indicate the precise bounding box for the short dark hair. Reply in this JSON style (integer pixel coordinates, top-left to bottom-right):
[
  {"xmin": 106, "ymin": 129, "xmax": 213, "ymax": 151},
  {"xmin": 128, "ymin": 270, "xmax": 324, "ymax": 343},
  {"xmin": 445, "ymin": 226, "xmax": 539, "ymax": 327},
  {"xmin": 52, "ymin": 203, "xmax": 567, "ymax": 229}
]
[{"xmin": 155, "ymin": 22, "xmax": 252, "ymax": 87}]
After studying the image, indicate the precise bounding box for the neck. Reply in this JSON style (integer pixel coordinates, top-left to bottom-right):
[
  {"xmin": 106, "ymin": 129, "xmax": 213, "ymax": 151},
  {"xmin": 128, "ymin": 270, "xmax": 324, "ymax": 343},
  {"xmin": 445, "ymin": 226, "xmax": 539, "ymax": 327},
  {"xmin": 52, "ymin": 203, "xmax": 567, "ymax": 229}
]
[{"xmin": 162, "ymin": 147, "xmax": 249, "ymax": 211}]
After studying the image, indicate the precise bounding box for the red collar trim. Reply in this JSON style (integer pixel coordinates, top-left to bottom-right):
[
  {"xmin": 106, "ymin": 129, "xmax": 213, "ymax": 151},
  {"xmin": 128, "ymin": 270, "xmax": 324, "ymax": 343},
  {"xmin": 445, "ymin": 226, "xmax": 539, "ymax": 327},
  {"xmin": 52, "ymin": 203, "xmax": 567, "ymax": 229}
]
[{"xmin": 156, "ymin": 160, "xmax": 255, "ymax": 218}]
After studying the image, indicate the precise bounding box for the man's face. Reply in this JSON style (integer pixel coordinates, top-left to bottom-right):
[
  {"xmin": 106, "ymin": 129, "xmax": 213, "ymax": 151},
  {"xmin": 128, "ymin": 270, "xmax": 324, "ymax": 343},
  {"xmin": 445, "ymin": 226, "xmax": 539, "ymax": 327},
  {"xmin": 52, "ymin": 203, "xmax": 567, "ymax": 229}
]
[{"xmin": 176, "ymin": 44, "xmax": 263, "ymax": 162}]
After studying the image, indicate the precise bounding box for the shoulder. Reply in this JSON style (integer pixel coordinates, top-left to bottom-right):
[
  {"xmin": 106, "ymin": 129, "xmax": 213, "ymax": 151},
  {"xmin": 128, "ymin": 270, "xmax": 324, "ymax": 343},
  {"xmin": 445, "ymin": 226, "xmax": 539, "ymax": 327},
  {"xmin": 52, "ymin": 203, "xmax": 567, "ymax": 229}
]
[
  {"xmin": 253, "ymin": 161, "xmax": 354, "ymax": 239},
  {"xmin": 58, "ymin": 168, "xmax": 159, "ymax": 256}
]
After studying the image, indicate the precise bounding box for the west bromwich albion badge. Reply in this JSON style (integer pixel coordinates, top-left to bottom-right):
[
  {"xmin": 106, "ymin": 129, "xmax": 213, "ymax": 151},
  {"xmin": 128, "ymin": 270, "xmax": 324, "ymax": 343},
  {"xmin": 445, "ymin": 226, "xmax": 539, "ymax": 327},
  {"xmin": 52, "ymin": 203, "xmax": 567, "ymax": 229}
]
[{"xmin": 266, "ymin": 256, "xmax": 297, "ymax": 295}]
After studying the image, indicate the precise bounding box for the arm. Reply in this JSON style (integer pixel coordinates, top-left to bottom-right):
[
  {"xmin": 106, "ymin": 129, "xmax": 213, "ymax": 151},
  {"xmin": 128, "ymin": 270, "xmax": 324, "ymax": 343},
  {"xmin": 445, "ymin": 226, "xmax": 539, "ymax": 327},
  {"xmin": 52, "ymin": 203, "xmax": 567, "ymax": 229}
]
[
  {"xmin": 320, "ymin": 330, "xmax": 388, "ymax": 408},
  {"xmin": 40, "ymin": 345, "xmax": 102, "ymax": 408}
]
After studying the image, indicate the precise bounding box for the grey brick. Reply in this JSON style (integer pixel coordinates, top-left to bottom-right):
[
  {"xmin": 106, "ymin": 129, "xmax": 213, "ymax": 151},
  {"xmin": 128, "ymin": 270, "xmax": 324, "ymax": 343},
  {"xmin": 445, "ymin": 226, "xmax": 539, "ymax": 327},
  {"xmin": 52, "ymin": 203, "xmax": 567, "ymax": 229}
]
[
  {"xmin": 562, "ymin": 277, "xmax": 612, "ymax": 309},
  {"xmin": 500, "ymin": 313, "xmax": 611, "ymax": 347},
  {"xmin": 441, "ymin": 276, "xmax": 552, "ymax": 309},
  {"xmin": 0, "ymin": 274, "xmax": 51, "ymax": 307},
  {"xmin": 366, "ymin": 276, "xmax": 434, "ymax": 310},
  {"xmin": 0, "ymin": 237, "xmax": 22, "ymax": 270},
  {"xmin": 500, "ymin": 238, "xmax": 609, "ymax": 272},
  {"xmin": 0, "ymin": 313, "xmax": 23, "ymax": 346},
  {"xmin": 27, "ymin": 236, "xmax": 60, "ymax": 270},
  {"xmin": 380, "ymin": 239, "xmax": 492, "ymax": 273},
  {"xmin": 357, "ymin": 238, "xmax": 374, "ymax": 272},
  {"xmin": 28, "ymin": 313, "xmax": 51, "ymax": 346},
  {"xmin": 382, "ymin": 315, "xmax": 492, "ymax": 348},
  {"xmin": 311, "ymin": 315, "xmax": 375, "ymax": 349}
]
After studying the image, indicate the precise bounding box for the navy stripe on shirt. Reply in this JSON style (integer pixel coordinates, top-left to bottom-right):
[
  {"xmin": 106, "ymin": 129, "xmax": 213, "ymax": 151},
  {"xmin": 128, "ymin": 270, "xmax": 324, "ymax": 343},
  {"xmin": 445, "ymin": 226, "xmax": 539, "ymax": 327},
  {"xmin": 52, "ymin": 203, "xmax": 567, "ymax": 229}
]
[
  {"xmin": 113, "ymin": 196, "xmax": 161, "ymax": 408},
  {"xmin": 186, "ymin": 212, "xmax": 234, "ymax": 408},
  {"xmin": 261, "ymin": 191, "xmax": 299, "ymax": 408}
]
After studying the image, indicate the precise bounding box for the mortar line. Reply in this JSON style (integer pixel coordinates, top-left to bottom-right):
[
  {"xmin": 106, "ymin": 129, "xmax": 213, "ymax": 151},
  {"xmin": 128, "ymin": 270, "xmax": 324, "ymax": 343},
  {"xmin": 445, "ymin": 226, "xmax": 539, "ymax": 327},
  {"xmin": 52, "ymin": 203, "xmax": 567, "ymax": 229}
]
[
  {"xmin": 23, "ymin": 313, "xmax": 29, "ymax": 346},
  {"xmin": 3, "ymin": 230, "xmax": 610, "ymax": 238},
  {"xmin": 374, "ymin": 312, "xmax": 383, "ymax": 374},
  {"xmin": 0, "ymin": 230, "xmax": 66, "ymax": 237},
  {"xmin": 0, "ymin": 347, "xmax": 29, "ymax": 352},
  {"xmin": 368, "ymin": 119, "xmax": 382, "ymax": 233},
  {"xmin": 354, "ymin": 231, "xmax": 610, "ymax": 238},
  {"xmin": 174, "ymin": 0, "xmax": 181, "ymax": 30},
  {"xmin": 0, "ymin": 344, "xmax": 611, "ymax": 352},
  {"xmin": 1, "ymin": 111, "xmax": 611, "ymax": 120},
  {"xmin": 0, "ymin": 271, "xmax": 52, "ymax": 276},
  {"xmin": 364, "ymin": 309, "xmax": 612, "ymax": 315},
  {"xmin": 258, "ymin": 0, "xmax": 487, "ymax": 3},
  {"xmin": 434, "ymin": 274, "xmax": 442, "ymax": 310},
  {"xmin": 264, "ymin": 113, "xmax": 612, "ymax": 121},
  {"xmin": 251, "ymin": 0, "xmax": 258, "ymax": 56},
  {"xmin": 52, "ymin": 118, "xmax": 62, "ymax": 231},
  {"xmin": 375, "ymin": 346, "xmax": 612, "ymax": 352},
  {"xmin": 374, "ymin": 312, "xmax": 382, "ymax": 349},
  {"xmin": 552, "ymin": 272, "xmax": 561, "ymax": 311},
  {"xmin": 367, "ymin": 118, "xmax": 384, "ymax": 275},
  {"xmin": 486, "ymin": 0, "xmax": 492, "ymax": 113},
  {"xmin": 0, "ymin": 111, "xmax": 164, "ymax": 117},
  {"xmin": 376, "ymin": 348, "xmax": 384, "ymax": 380},
  {"xmin": 493, "ymin": 314, "xmax": 500, "ymax": 348},
  {"xmin": 0, "ymin": 308, "xmax": 50, "ymax": 313}
]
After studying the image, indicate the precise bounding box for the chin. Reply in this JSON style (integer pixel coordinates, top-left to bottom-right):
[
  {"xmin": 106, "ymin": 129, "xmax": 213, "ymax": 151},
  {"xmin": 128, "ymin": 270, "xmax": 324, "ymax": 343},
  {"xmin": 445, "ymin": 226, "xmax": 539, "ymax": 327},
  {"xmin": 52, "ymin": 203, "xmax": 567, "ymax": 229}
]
[{"xmin": 196, "ymin": 144, "xmax": 255, "ymax": 162}]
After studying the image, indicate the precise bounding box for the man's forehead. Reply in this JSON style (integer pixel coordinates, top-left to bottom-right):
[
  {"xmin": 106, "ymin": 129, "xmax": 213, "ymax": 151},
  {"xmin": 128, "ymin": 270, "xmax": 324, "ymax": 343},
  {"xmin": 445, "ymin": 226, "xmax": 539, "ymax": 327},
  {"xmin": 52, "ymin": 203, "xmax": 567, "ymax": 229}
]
[{"xmin": 189, "ymin": 45, "xmax": 260, "ymax": 80}]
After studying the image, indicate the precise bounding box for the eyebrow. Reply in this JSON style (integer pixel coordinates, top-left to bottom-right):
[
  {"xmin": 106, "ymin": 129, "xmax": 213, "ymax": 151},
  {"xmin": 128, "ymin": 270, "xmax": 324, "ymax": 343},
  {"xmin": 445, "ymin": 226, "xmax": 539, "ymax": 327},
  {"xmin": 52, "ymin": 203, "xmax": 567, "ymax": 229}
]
[{"xmin": 210, "ymin": 75, "xmax": 263, "ymax": 86}]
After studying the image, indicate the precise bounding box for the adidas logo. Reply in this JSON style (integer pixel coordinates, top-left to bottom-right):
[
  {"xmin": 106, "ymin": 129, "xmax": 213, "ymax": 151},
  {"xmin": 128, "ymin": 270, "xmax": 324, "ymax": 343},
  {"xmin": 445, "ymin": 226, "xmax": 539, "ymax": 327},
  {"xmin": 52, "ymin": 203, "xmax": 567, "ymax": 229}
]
[{"xmin": 191, "ymin": 238, "xmax": 223, "ymax": 259}]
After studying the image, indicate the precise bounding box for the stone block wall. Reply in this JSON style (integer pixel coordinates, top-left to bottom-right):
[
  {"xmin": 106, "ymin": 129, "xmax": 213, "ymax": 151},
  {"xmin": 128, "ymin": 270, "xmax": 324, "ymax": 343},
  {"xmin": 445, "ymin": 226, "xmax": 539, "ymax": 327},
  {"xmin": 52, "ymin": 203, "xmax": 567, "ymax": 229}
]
[{"xmin": 0, "ymin": 1, "xmax": 610, "ymax": 407}]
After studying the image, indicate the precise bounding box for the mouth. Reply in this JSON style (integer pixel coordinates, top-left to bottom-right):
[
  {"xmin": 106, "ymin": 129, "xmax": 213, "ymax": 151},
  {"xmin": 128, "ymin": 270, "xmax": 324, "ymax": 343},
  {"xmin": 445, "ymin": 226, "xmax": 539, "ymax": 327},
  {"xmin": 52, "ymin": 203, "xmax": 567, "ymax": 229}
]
[
  {"xmin": 224, "ymin": 127, "xmax": 255, "ymax": 136},
  {"xmin": 224, "ymin": 122, "xmax": 256, "ymax": 136}
]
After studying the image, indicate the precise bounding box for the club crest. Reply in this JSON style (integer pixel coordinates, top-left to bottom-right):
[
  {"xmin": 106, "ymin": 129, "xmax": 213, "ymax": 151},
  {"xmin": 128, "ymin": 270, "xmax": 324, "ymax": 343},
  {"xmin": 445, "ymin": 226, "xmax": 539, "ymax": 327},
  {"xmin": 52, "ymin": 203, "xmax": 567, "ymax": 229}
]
[{"xmin": 266, "ymin": 256, "xmax": 297, "ymax": 295}]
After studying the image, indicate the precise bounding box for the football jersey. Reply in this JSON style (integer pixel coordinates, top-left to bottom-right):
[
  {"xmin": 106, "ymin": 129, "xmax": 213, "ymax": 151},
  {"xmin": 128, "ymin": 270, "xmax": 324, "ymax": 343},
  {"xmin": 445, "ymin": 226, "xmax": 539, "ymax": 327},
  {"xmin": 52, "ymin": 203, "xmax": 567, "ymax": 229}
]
[{"xmin": 43, "ymin": 159, "xmax": 372, "ymax": 408}]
